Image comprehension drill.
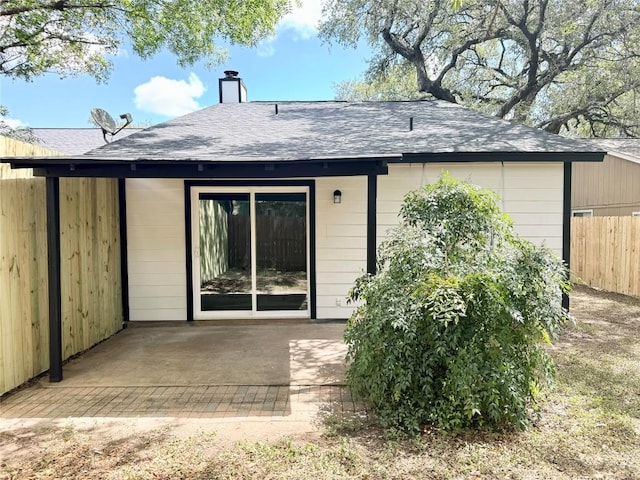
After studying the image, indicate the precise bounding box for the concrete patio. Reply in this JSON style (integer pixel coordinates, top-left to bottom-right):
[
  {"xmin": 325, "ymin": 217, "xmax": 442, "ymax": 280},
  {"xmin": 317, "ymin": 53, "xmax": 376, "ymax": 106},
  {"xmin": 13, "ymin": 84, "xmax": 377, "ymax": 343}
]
[{"xmin": 0, "ymin": 322, "xmax": 364, "ymax": 420}]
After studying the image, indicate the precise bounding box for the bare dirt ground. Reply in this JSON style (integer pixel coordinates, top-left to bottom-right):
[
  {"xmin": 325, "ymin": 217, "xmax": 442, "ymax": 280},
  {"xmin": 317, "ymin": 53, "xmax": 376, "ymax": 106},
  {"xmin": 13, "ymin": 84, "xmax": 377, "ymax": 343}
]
[{"xmin": 1, "ymin": 285, "xmax": 639, "ymax": 479}]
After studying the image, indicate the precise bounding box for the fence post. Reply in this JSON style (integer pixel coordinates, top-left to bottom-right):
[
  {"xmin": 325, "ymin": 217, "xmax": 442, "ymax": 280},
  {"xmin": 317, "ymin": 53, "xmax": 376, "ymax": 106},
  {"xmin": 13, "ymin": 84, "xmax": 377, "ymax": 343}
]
[{"xmin": 46, "ymin": 176, "xmax": 63, "ymax": 382}]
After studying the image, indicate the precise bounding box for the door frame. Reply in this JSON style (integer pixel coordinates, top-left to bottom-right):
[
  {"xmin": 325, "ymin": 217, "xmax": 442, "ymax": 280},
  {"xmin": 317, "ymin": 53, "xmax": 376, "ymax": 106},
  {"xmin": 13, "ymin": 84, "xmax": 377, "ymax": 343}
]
[{"xmin": 184, "ymin": 180, "xmax": 316, "ymax": 320}]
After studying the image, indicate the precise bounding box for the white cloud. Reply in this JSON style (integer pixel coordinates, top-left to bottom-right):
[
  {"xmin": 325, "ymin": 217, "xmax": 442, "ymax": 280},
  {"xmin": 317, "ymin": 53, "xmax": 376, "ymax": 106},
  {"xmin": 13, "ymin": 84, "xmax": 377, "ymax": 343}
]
[
  {"xmin": 133, "ymin": 73, "xmax": 206, "ymax": 117},
  {"xmin": 115, "ymin": 47, "xmax": 129, "ymax": 59},
  {"xmin": 280, "ymin": 0, "xmax": 323, "ymax": 40},
  {"xmin": 257, "ymin": 39, "xmax": 276, "ymax": 57},
  {"xmin": 258, "ymin": 1, "xmax": 323, "ymax": 55},
  {"xmin": 4, "ymin": 118, "xmax": 28, "ymax": 129}
]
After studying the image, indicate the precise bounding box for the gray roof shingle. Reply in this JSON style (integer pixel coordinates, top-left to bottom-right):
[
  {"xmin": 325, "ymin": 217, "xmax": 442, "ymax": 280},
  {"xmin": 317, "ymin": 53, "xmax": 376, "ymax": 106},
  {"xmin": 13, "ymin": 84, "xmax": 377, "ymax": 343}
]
[
  {"xmin": 82, "ymin": 101, "xmax": 602, "ymax": 162},
  {"xmin": 33, "ymin": 128, "xmax": 142, "ymax": 155},
  {"xmin": 583, "ymin": 138, "xmax": 640, "ymax": 164}
]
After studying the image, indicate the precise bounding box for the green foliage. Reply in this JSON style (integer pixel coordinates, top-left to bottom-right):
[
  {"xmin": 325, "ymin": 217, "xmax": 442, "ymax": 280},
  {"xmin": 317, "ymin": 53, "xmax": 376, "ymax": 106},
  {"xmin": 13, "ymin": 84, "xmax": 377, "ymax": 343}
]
[
  {"xmin": 345, "ymin": 175, "xmax": 569, "ymax": 433},
  {"xmin": 322, "ymin": 0, "xmax": 640, "ymax": 136},
  {"xmin": 334, "ymin": 63, "xmax": 427, "ymax": 102},
  {"xmin": 0, "ymin": 0, "xmax": 290, "ymax": 81}
]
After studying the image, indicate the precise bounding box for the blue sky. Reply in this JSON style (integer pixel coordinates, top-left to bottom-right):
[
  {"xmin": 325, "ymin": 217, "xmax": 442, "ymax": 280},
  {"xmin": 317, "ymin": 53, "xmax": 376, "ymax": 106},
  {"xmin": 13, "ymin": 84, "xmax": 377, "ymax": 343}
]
[{"xmin": 1, "ymin": 2, "xmax": 372, "ymax": 128}]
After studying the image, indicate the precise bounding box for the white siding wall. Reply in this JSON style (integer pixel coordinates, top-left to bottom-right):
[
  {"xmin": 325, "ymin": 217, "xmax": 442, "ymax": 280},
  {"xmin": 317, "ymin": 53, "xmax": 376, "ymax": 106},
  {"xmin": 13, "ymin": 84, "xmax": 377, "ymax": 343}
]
[
  {"xmin": 125, "ymin": 164, "xmax": 563, "ymax": 321},
  {"xmin": 378, "ymin": 163, "xmax": 564, "ymax": 255},
  {"xmin": 315, "ymin": 176, "xmax": 367, "ymax": 319},
  {"xmin": 503, "ymin": 164, "xmax": 564, "ymax": 253},
  {"xmin": 126, "ymin": 179, "xmax": 187, "ymax": 321}
]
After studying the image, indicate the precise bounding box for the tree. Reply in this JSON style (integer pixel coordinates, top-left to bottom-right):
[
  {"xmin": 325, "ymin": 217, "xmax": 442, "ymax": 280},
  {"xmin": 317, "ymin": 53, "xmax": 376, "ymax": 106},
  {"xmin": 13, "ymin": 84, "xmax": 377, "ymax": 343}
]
[
  {"xmin": 0, "ymin": 0, "xmax": 290, "ymax": 81},
  {"xmin": 335, "ymin": 63, "xmax": 426, "ymax": 101},
  {"xmin": 320, "ymin": 0, "xmax": 640, "ymax": 136},
  {"xmin": 345, "ymin": 175, "xmax": 569, "ymax": 432},
  {"xmin": 0, "ymin": 105, "xmax": 35, "ymax": 142}
]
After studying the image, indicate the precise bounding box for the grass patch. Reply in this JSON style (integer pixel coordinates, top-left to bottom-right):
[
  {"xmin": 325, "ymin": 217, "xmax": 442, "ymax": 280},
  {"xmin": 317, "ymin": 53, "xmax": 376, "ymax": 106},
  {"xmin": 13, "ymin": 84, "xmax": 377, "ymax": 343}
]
[{"xmin": 1, "ymin": 286, "xmax": 638, "ymax": 479}]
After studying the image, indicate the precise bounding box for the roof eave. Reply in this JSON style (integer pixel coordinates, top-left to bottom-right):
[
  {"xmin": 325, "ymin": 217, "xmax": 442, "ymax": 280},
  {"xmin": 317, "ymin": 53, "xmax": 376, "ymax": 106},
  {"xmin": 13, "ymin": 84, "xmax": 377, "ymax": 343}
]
[
  {"xmin": 3, "ymin": 150, "xmax": 605, "ymax": 169},
  {"xmin": 605, "ymin": 150, "xmax": 640, "ymax": 165},
  {"xmin": 399, "ymin": 151, "xmax": 606, "ymax": 163},
  {"xmin": 5, "ymin": 155, "xmax": 391, "ymax": 179},
  {"xmin": 3, "ymin": 150, "xmax": 605, "ymax": 178},
  {"xmin": 4, "ymin": 153, "xmax": 401, "ymax": 168}
]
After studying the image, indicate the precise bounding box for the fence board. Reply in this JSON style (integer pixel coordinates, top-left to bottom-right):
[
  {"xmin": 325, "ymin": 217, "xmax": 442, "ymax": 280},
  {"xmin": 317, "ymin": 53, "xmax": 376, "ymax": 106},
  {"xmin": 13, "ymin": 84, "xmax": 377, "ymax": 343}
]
[
  {"xmin": 60, "ymin": 177, "xmax": 122, "ymax": 360},
  {"xmin": 1, "ymin": 137, "xmax": 122, "ymax": 395},
  {"xmin": 627, "ymin": 219, "xmax": 636, "ymax": 292},
  {"xmin": 571, "ymin": 217, "xmax": 640, "ymax": 298},
  {"xmin": 1, "ymin": 161, "xmax": 48, "ymax": 395},
  {"xmin": 228, "ymin": 215, "xmax": 307, "ymax": 271}
]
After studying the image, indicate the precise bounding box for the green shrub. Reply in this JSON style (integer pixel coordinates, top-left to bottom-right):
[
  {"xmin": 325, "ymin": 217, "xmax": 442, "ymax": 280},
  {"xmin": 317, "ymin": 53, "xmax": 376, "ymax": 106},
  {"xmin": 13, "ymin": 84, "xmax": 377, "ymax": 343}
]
[{"xmin": 345, "ymin": 174, "xmax": 569, "ymax": 432}]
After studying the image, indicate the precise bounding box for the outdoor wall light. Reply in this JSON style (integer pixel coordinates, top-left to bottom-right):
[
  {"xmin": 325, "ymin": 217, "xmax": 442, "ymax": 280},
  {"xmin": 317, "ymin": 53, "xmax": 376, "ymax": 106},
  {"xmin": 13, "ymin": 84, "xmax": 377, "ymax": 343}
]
[{"xmin": 333, "ymin": 190, "xmax": 342, "ymax": 204}]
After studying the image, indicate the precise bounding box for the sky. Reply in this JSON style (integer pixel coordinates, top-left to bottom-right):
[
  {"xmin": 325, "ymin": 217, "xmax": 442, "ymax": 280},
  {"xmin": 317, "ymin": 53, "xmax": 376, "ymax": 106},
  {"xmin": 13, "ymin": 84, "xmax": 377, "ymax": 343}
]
[{"xmin": 0, "ymin": 2, "xmax": 372, "ymax": 129}]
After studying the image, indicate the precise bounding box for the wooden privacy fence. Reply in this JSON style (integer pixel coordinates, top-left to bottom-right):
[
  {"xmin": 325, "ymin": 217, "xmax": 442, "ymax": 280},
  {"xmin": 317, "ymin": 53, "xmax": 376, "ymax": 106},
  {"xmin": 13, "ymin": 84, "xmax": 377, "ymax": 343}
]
[
  {"xmin": 228, "ymin": 215, "xmax": 307, "ymax": 271},
  {"xmin": 0, "ymin": 137, "xmax": 122, "ymax": 396},
  {"xmin": 571, "ymin": 216, "xmax": 640, "ymax": 298}
]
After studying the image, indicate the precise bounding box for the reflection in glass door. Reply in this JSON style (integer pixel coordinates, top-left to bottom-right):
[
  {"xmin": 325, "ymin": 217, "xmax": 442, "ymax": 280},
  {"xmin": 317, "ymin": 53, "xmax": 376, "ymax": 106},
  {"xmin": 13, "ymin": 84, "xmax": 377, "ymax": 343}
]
[
  {"xmin": 193, "ymin": 187, "xmax": 309, "ymax": 318},
  {"xmin": 255, "ymin": 193, "xmax": 307, "ymax": 311},
  {"xmin": 198, "ymin": 193, "xmax": 252, "ymax": 311}
]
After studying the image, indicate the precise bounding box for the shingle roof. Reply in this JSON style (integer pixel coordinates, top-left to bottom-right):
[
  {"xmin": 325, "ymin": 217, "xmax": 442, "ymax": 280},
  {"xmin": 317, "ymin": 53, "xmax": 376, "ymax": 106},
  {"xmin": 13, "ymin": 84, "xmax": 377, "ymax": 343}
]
[
  {"xmin": 81, "ymin": 100, "xmax": 602, "ymax": 162},
  {"xmin": 584, "ymin": 138, "xmax": 640, "ymax": 165},
  {"xmin": 32, "ymin": 128, "xmax": 142, "ymax": 155}
]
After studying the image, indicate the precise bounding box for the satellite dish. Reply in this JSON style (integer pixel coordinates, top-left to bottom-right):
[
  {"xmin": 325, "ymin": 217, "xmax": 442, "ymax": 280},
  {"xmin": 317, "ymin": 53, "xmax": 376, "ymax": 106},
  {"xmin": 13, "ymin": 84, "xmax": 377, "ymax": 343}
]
[
  {"xmin": 90, "ymin": 108, "xmax": 133, "ymax": 143},
  {"xmin": 91, "ymin": 108, "xmax": 117, "ymax": 134}
]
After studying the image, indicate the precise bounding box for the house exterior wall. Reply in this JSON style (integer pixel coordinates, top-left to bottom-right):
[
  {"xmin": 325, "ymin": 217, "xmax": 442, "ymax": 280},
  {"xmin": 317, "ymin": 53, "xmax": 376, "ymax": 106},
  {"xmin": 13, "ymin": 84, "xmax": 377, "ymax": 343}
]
[
  {"xmin": 379, "ymin": 163, "xmax": 564, "ymax": 255},
  {"xmin": 126, "ymin": 178, "xmax": 187, "ymax": 321},
  {"xmin": 125, "ymin": 163, "xmax": 563, "ymax": 321},
  {"xmin": 572, "ymin": 154, "xmax": 640, "ymax": 216},
  {"xmin": 125, "ymin": 177, "xmax": 368, "ymax": 321},
  {"xmin": 315, "ymin": 176, "xmax": 367, "ymax": 318}
]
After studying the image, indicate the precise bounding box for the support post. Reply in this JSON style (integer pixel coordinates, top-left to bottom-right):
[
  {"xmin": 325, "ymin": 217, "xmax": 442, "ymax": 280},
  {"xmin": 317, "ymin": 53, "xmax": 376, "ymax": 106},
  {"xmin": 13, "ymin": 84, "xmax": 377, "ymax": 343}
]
[
  {"xmin": 46, "ymin": 176, "xmax": 63, "ymax": 382},
  {"xmin": 184, "ymin": 183, "xmax": 194, "ymax": 322},
  {"xmin": 367, "ymin": 174, "xmax": 377, "ymax": 275},
  {"xmin": 562, "ymin": 162, "xmax": 572, "ymax": 311},
  {"xmin": 118, "ymin": 179, "xmax": 130, "ymax": 322}
]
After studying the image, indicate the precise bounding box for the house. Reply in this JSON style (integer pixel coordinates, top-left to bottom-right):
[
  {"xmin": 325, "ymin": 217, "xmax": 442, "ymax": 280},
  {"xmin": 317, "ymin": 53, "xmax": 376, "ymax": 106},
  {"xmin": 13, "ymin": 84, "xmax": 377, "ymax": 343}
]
[
  {"xmin": 572, "ymin": 138, "xmax": 640, "ymax": 217},
  {"xmin": 3, "ymin": 71, "xmax": 605, "ymax": 384}
]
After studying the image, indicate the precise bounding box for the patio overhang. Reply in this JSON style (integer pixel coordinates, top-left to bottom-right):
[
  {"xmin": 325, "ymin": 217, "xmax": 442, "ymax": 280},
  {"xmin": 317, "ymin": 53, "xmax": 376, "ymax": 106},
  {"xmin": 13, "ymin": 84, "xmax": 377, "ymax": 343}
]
[
  {"xmin": 12, "ymin": 156, "xmax": 386, "ymax": 385},
  {"xmin": 9, "ymin": 156, "xmax": 391, "ymax": 178}
]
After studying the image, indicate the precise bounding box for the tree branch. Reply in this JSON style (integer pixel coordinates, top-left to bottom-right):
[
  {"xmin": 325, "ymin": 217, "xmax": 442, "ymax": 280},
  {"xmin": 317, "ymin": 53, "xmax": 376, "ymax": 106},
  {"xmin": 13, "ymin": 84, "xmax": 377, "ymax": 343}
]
[
  {"xmin": 0, "ymin": 1, "xmax": 115, "ymax": 17},
  {"xmin": 538, "ymin": 81, "xmax": 640, "ymax": 133}
]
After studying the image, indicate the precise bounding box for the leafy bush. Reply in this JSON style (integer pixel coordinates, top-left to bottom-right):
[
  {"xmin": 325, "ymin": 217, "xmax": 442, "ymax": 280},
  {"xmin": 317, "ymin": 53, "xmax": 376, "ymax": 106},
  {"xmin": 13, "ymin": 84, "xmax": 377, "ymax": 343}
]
[{"xmin": 345, "ymin": 174, "xmax": 569, "ymax": 432}]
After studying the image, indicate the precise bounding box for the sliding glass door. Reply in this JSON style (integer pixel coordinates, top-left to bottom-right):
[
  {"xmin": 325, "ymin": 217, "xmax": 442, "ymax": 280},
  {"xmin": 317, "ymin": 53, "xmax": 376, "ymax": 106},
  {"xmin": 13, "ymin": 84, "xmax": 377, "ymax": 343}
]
[
  {"xmin": 255, "ymin": 193, "xmax": 308, "ymax": 311},
  {"xmin": 197, "ymin": 193, "xmax": 252, "ymax": 312},
  {"xmin": 192, "ymin": 186, "xmax": 309, "ymax": 319}
]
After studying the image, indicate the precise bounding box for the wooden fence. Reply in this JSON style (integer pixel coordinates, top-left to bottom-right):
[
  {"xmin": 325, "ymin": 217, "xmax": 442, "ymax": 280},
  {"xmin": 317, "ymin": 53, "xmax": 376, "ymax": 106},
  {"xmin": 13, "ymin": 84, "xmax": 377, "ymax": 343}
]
[
  {"xmin": 0, "ymin": 137, "xmax": 122, "ymax": 396},
  {"xmin": 571, "ymin": 216, "xmax": 640, "ymax": 298},
  {"xmin": 228, "ymin": 215, "xmax": 307, "ymax": 271}
]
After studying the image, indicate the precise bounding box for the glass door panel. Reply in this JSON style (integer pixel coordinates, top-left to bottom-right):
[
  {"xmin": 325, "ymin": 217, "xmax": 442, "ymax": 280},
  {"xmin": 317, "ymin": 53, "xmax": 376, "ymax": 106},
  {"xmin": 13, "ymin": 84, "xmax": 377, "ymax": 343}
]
[
  {"xmin": 199, "ymin": 193, "xmax": 252, "ymax": 311},
  {"xmin": 254, "ymin": 193, "xmax": 308, "ymax": 311}
]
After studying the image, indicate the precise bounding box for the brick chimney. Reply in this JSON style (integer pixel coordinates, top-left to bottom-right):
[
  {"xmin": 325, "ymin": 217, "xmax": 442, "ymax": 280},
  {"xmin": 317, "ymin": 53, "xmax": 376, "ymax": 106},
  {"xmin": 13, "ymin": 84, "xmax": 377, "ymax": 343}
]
[{"xmin": 219, "ymin": 70, "xmax": 247, "ymax": 103}]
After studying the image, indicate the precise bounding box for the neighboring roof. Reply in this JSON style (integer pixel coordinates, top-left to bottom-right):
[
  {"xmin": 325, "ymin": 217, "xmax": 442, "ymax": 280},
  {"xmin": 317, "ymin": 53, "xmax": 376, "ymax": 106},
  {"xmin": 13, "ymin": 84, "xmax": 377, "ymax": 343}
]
[
  {"xmin": 73, "ymin": 100, "xmax": 602, "ymax": 162},
  {"xmin": 583, "ymin": 138, "xmax": 640, "ymax": 165},
  {"xmin": 32, "ymin": 128, "xmax": 142, "ymax": 155}
]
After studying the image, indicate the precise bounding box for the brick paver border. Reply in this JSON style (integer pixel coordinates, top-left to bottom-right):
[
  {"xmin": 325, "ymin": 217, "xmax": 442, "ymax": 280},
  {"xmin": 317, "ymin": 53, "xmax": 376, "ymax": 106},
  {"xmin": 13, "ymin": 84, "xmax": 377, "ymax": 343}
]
[{"xmin": 0, "ymin": 384, "xmax": 367, "ymax": 419}]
